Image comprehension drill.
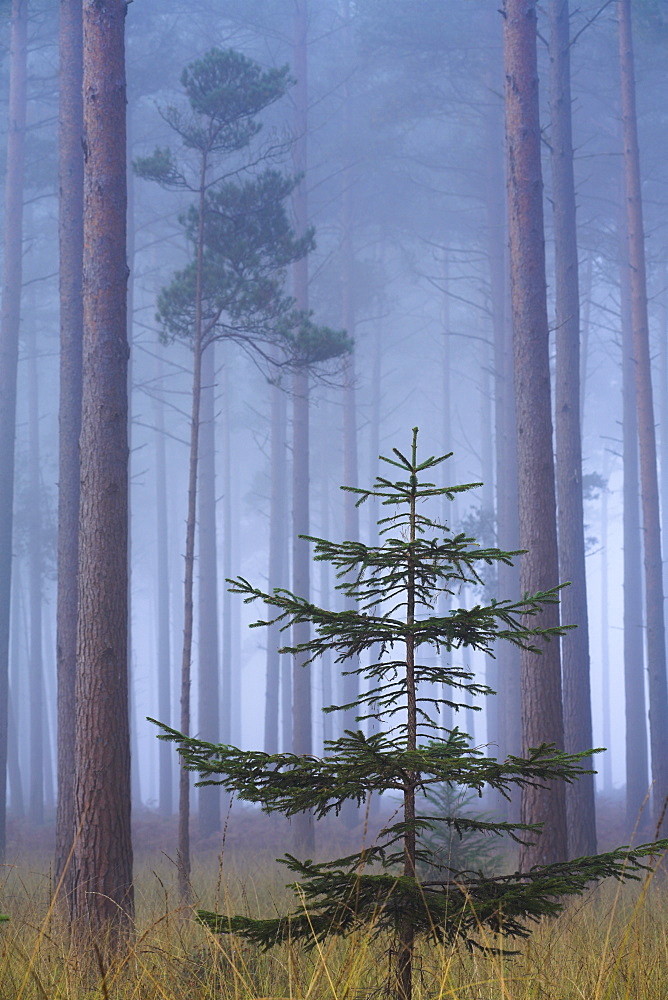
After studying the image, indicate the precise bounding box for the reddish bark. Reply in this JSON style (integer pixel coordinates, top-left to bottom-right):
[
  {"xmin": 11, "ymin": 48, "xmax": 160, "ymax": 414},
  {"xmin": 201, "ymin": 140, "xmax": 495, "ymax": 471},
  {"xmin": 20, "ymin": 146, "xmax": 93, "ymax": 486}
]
[
  {"xmin": 71, "ymin": 0, "xmax": 134, "ymax": 944},
  {"xmin": 503, "ymin": 0, "xmax": 567, "ymax": 867}
]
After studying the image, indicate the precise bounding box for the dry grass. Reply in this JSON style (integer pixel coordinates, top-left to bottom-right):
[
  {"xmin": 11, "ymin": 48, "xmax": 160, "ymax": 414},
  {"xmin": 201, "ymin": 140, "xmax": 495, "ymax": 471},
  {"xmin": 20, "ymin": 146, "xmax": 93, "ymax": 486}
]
[{"xmin": 0, "ymin": 842, "xmax": 666, "ymax": 1000}]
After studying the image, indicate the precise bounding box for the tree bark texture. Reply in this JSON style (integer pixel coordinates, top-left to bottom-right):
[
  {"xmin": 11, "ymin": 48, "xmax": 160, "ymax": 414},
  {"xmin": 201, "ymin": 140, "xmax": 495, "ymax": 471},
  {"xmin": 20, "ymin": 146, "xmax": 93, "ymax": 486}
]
[
  {"xmin": 503, "ymin": 0, "xmax": 567, "ymax": 867},
  {"xmin": 548, "ymin": 0, "xmax": 597, "ymax": 856},
  {"xmin": 71, "ymin": 0, "xmax": 134, "ymax": 943},
  {"xmin": 620, "ymin": 223, "xmax": 650, "ymax": 833},
  {"xmin": 55, "ymin": 0, "xmax": 83, "ymax": 890},
  {"xmin": 618, "ymin": 0, "xmax": 668, "ymax": 833},
  {"xmin": 198, "ymin": 339, "xmax": 220, "ymax": 837},
  {"xmin": 291, "ymin": 0, "xmax": 314, "ymax": 854},
  {"xmin": 0, "ymin": 0, "xmax": 27, "ymax": 865}
]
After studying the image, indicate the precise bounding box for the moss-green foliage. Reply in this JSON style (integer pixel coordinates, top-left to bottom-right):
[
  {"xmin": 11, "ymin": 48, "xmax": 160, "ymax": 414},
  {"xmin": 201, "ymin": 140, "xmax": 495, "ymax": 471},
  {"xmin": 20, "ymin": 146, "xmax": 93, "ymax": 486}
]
[
  {"xmin": 134, "ymin": 48, "xmax": 351, "ymax": 368},
  {"xmin": 152, "ymin": 429, "xmax": 668, "ymax": 972}
]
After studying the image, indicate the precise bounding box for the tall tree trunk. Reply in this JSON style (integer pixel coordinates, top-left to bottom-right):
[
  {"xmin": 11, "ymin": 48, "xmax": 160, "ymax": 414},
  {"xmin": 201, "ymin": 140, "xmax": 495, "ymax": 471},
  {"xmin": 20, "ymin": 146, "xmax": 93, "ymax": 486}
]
[
  {"xmin": 620, "ymin": 221, "xmax": 649, "ymax": 833},
  {"xmin": 548, "ymin": 0, "xmax": 597, "ymax": 856},
  {"xmin": 177, "ymin": 180, "xmax": 207, "ymax": 906},
  {"xmin": 8, "ymin": 564, "xmax": 24, "ymax": 819},
  {"xmin": 599, "ymin": 459, "xmax": 612, "ymax": 792},
  {"xmin": 71, "ymin": 0, "xmax": 133, "ymax": 944},
  {"xmin": 503, "ymin": 0, "xmax": 567, "ymax": 867},
  {"xmin": 618, "ymin": 0, "xmax": 668, "ymax": 834},
  {"xmin": 198, "ymin": 340, "xmax": 220, "ymax": 837},
  {"xmin": 265, "ymin": 380, "xmax": 287, "ymax": 753},
  {"xmin": 487, "ymin": 103, "xmax": 520, "ymax": 786},
  {"xmin": 291, "ymin": 0, "xmax": 314, "ymax": 854},
  {"xmin": 221, "ymin": 355, "xmax": 233, "ymax": 744},
  {"xmin": 0, "ymin": 0, "xmax": 27, "ymax": 864},
  {"xmin": 154, "ymin": 360, "xmax": 172, "ymax": 818},
  {"xmin": 55, "ymin": 0, "xmax": 83, "ymax": 888},
  {"xmin": 27, "ymin": 318, "xmax": 44, "ymax": 827}
]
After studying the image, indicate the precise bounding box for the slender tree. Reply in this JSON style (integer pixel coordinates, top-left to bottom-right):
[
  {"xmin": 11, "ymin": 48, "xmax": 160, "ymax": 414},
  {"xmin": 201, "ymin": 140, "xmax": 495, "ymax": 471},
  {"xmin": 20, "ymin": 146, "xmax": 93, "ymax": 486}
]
[
  {"xmin": 291, "ymin": 0, "xmax": 315, "ymax": 853},
  {"xmin": 548, "ymin": 0, "xmax": 596, "ymax": 855},
  {"xmin": 153, "ymin": 367, "xmax": 172, "ymax": 818},
  {"xmin": 503, "ymin": 0, "xmax": 567, "ymax": 866},
  {"xmin": 0, "ymin": 0, "xmax": 27, "ymax": 864},
  {"xmin": 620, "ymin": 218, "xmax": 650, "ymax": 832},
  {"xmin": 618, "ymin": 0, "xmax": 668, "ymax": 833},
  {"xmin": 55, "ymin": 0, "xmax": 83, "ymax": 889},
  {"xmin": 27, "ymin": 318, "xmax": 44, "ymax": 827},
  {"xmin": 71, "ymin": 0, "xmax": 134, "ymax": 944},
  {"xmin": 198, "ymin": 339, "xmax": 220, "ymax": 837}
]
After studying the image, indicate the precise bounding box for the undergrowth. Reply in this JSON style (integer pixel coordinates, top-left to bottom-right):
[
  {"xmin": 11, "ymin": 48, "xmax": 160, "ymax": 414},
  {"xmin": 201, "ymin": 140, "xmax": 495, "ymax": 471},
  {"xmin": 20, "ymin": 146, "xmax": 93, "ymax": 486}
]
[{"xmin": 0, "ymin": 849, "xmax": 665, "ymax": 1000}]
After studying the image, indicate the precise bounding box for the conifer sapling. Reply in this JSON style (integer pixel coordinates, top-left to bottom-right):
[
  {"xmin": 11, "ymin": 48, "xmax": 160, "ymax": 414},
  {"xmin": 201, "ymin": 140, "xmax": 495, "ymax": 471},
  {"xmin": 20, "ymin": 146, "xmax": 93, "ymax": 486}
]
[{"xmin": 153, "ymin": 428, "xmax": 667, "ymax": 1000}]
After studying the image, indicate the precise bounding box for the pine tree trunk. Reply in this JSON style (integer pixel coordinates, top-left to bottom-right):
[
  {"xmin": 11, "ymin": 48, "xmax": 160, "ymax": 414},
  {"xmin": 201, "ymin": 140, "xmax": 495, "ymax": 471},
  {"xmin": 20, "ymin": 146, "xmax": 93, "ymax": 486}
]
[
  {"xmin": 618, "ymin": 0, "xmax": 668, "ymax": 834},
  {"xmin": 548, "ymin": 0, "xmax": 596, "ymax": 856},
  {"xmin": 503, "ymin": 0, "xmax": 567, "ymax": 867},
  {"xmin": 291, "ymin": 0, "xmax": 314, "ymax": 854},
  {"xmin": 71, "ymin": 0, "xmax": 133, "ymax": 944},
  {"xmin": 8, "ymin": 566, "xmax": 24, "ymax": 819},
  {"xmin": 619, "ymin": 220, "xmax": 649, "ymax": 833},
  {"xmin": 27, "ymin": 318, "xmax": 44, "ymax": 827},
  {"xmin": 221, "ymin": 356, "xmax": 234, "ymax": 744},
  {"xmin": 264, "ymin": 379, "xmax": 287, "ymax": 753},
  {"xmin": 153, "ymin": 361, "xmax": 172, "ymax": 818},
  {"xmin": 599, "ymin": 461, "xmax": 612, "ymax": 792},
  {"xmin": 198, "ymin": 340, "xmax": 220, "ymax": 837},
  {"xmin": 486, "ymin": 105, "xmax": 520, "ymax": 785},
  {"xmin": 0, "ymin": 0, "xmax": 27, "ymax": 864},
  {"xmin": 55, "ymin": 0, "xmax": 83, "ymax": 889}
]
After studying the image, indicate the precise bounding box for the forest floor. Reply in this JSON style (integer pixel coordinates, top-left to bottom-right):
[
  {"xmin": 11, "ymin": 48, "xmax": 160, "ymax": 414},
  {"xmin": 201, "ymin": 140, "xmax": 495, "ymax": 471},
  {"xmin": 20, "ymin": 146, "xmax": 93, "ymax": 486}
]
[{"xmin": 1, "ymin": 792, "xmax": 665, "ymax": 999}]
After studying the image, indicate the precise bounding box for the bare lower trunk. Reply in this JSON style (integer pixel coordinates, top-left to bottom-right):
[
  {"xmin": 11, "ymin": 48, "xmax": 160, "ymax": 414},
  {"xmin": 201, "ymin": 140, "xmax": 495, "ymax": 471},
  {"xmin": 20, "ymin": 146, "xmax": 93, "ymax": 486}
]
[
  {"xmin": 618, "ymin": 0, "xmax": 668, "ymax": 834},
  {"xmin": 55, "ymin": 0, "xmax": 83, "ymax": 889},
  {"xmin": 620, "ymin": 220, "xmax": 649, "ymax": 833},
  {"xmin": 503, "ymin": 0, "xmax": 567, "ymax": 867},
  {"xmin": 548, "ymin": 0, "xmax": 596, "ymax": 856},
  {"xmin": 0, "ymin": 0, "xmax": 27, "ymax": 865},
  {"xmin": 27, "ymin": 318, "xmax": 44, "ymax": 827},
  {"xmin": 265, "ymin": 380, "xmax": 287, "ymax": 753},
  {"xmin": 291, "ymin": 0, "xmax": 314, "ymax": 855},
  {"xmin": 71, "ymin": 0, "xmax": 133, "ymax": 945},
  {"xmin": 154, "ymin": 363, "xmax": 172, "ymax": 818},
  {"xmin": 198, "ymin": 340, "xmax": 220, "ymax": 837}
]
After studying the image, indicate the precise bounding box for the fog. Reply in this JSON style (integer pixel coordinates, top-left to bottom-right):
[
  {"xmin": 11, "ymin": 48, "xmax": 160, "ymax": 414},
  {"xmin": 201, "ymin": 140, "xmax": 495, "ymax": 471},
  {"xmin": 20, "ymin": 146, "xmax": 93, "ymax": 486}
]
[{"xmin": 2, "ymin": 0, "xmax": 667, "ymax": 848}]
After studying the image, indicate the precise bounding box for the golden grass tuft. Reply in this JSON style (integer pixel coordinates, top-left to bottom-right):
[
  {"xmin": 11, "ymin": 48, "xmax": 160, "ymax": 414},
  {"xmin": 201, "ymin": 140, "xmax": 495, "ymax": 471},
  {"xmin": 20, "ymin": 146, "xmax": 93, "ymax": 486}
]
[{"xmin": 0, "ymin": 847, "xmax": 666, "ymax": 1000}]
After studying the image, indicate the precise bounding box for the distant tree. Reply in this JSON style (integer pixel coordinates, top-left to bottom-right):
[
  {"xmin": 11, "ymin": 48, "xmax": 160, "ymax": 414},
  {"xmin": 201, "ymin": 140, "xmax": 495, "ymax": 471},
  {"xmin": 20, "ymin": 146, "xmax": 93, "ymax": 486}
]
[
  {"xmin": 547, "ymin": 0, "xmax": 597, "ymax": 856},
  {"xmin": 617, "ymin": 0, "xmax": 668, "ymax": 835},
  {"xmin": 619, "ymin": 233, "xmax": 649, "ymax": 831},
  {"xmin": 135, "ymin": 47, "xmax": 350, "ymax": 903},
  {"xmin": 71, "ymin": 0, "xmax": 134, "ymax": 946},
  {"xmin": 154, "ymin": 429, "xmax": 667, "ymax": 1000},
  {"xmin": 0, "ymin": 0, "xmax": 27, "ymax": 864},
  {"xmin": 503, "ymin": 0, "xmax": 567, "ymax": 866}
]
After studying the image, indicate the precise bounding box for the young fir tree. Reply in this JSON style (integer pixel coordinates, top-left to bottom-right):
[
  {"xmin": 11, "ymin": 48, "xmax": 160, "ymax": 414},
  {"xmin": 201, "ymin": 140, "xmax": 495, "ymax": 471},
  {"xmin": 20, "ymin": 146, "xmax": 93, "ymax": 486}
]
[{"xmin": 154, "ymin": 429, "xmax": 667, "ymax": 1000}]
